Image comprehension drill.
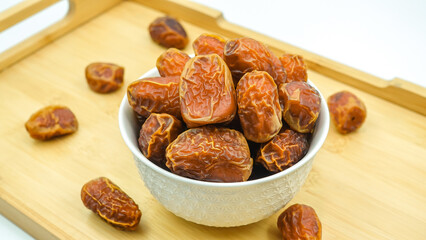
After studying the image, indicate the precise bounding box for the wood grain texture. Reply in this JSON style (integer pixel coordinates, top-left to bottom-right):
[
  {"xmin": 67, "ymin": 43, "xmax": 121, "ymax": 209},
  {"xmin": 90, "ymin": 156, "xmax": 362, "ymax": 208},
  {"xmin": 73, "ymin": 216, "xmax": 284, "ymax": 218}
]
[{"xmin": 0, "ymin": 1, "xmax": 425, "ymax": 239}]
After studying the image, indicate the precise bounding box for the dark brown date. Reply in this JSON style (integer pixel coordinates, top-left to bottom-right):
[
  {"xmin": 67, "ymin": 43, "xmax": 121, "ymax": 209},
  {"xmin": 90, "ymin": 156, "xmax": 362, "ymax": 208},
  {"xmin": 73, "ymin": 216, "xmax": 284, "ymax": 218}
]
[
  {"xmin": 277, "ymin": 204, "xmax": 322, "ymax": 240},
  {"xmin": 192, "ymin": 33, "xmax": 226, "ymax": 59},
  {"xmin": 180, "ymin": 54, "xmax": 236, "ymax": 128},
  {"xmin": 149, "ymin": 16, "xmax": 188, "ymax": 49},
  {"xmin": 25, "ymin": 105, "xmax": 78, "ymax": 140},
  {"xmin": 81, "ymin": 177, "xmax": 142, "ymax": 230},
  {"xmin": 279, "ymin": 82, "xmax": 321, "ymax": 133},
  {"xmin": 156, "ymin": 48, "xmax": 190, "ymax": 77},
  {"xmin": 165, "ymin": 126, "xmax": 253, "ymax": 182},
  {"xmin": 85, "ymin": 62, "xmax": 124, "ymax": 93},
  {"xmin": 224, "ymin": 37, "xmax": 287, "ymax": 85},
  {"xmin": 236, "ymin": 71, "xmax": 282, "ymax": 143},
  {"xmin": 256, "ymin": 129, "xmax": 309, "ymax": 173},
  {"xmin": 127, "ymin": 76, "xmax": 181, "ymax": 119},
  {"xmin": 134, "ymin": 113, "xmax": 146, "ymax": 128},
  {"xmin": 138, "ymin": 113, "xmax": 183, "ymax": 167},
  {"xmin": 279, "ymin": 54, "xmax": 308, "ymax": 83},
  {"xmin": 327, "ymin": 91, "xmax": 366, "ymax": 134}
]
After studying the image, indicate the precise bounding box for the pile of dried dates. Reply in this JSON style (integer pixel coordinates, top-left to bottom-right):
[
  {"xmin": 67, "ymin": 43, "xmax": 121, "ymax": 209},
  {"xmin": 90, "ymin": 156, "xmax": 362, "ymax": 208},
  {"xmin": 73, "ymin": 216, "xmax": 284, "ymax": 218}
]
[{"xmin": 127, "ymin": 33, "xmax": 322, "ymax": 183}]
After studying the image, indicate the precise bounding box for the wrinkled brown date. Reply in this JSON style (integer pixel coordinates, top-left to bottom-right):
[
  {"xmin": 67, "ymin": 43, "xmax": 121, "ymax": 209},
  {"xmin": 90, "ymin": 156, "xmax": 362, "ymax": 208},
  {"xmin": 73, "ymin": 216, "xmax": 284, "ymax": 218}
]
[
  {"xmin": 156, "ymin": 48, "xmax": 190, "ymax": 77},
  {"xmin": 180, "ymin": 54, "xmax": 236, "ymax": 128},
  {"xmin": 81, "ymin": 177, "xmax": 142, "ymax": 230},
  {"xmin": 127, "ymin": 76, "xmax": 181, "ymax": 119},
  {"xmin": 279, "ymin": 82, "xmax": 321, "ymax": 133},
  {"xmin": 192, "ymin": 33, "xmax": 226, "ymax": 59},
  {"xmin": 224, "ymin": 37, "xmax": 287, "ymax": 85},
  {"xmin": 327, "ymin": 91, "xmax": 366, "ymax": 134},
  {"xmin": 256, "ymin": 129, "xmax": 309, "ymax": 173},
  {"xmin": 166, "ymin": 126, "xmax": 253, "ymax": 182},
  {"xmin": 277, "ymin": 204, "xmax": 322, "ymax": 240},
  {"xmin": 85, "ymin": 62, "xmax": 124, "ymax": 93},
  {"xmin": 138, "ymin": 113, "xmax": 183, "ymax": 167},
  {"xmin": 25, "ymin": 105, "xmax": 78, "ymax": 140},
  {"xmin": 280, "ymin": 54, "xmax": 308, "ymax": 83},
  {"xmin": 149, "ymin": 16, "xmax": 188, "ymax": 49},
  {"xmin": 237, "ymin": 71, "xmax": 282, "ymax": 143}
]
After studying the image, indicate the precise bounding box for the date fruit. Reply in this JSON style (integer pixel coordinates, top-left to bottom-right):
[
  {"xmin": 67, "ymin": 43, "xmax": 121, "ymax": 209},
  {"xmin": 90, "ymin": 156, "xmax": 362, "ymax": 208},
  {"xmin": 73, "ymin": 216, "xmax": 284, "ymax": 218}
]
[
  {"xmin": 180, "ymin": 54, "xmax": 236, "ymax": 128},
  {"xmin": 277, "ymin": 204, "xmax": 322, "ymax": 240},
  {"xmin": 192, "ymin": 33, "xmax": 226, "ymax": 59},
  {"xmin": 149, "ymin": 16, "xmax": 188, "ymax": 49},
  {"xmin": 256, "ymin": 129, "xmax": 309, "ymax": 173},
  {"xmin": 279, "ymin": 54, "xmax": 308, "ymax": 83},
  {"xmin": 127, "ymin": 76, "xmax": 181, "ymax": 119},
  {"xmin": 279, "ymin": 82, "xmax": 321, "ymax": 133},
  {"xmin": 81, "ymin": 177, "xmax": 142, "ymax": 230},
  {"xmin": 237, "ymin": 71, "xmax": 282, "ymax": 143},
  {"xmin": 138, "ymin": 113, "xmax": 183, "ymax": 167},
  {"xmin": 165, "ymin": 126, "xmax": 253, "ymax": 182},
  {"xmin": 156, "ymin": 48, "xmax": 190, "ymax": 77},
  {"xmin": 224, "ymin": 37, "xmax": 287, "ymax": 85},
  {"xmin": 85, "ymin": 62, "xmax": 124, "ymax": 93},
  {"xmin": 25, "ymin": 105, "xmax": 78, "ymax": 140},
  {"xmin": 327, "ymin": 91, "xmax": 366, "ymax": 134}
]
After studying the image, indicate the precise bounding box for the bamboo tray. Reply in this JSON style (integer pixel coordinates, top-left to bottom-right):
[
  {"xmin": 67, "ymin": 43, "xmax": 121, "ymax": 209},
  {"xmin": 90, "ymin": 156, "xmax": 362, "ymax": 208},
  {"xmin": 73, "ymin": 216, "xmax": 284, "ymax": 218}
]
[{"xmin": 0, "ymin": 0, "xmax": 425, "ymax": 239}]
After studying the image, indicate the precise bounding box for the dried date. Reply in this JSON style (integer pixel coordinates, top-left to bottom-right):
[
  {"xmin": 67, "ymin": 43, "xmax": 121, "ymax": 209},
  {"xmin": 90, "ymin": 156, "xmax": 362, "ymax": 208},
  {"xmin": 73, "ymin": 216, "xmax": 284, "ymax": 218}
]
[
  {"xmin": 165, "ymin": 126, "xmax": 253, "ymax": 182},
  {"xmin": 271, "ymin": 53, "xmax": 288, "ymax": 86},
  {"xmin": 279, "ymin": 82, "xmax": 321, "ymax": 133},
  {"xmin": 224, "ymin": 37, "xmax": 287, "ymax": 85},
  {"xmin": 192, "ymin": 33, "xmax": 226, "ymax": 59},
  {"xmin": 25, "ymin": 105, "xmax": 78, "ymax": 140},
  {"xmin": 277, "ymin": 204, "xmax": 322, "ymax": 240},
  {"xmin": 81, "ymin": 177, "xmax": 142, "ymax": 230},
  {"xmin": 279, "ymin": 54, "xmax": 308, "ymax": 83},
  {"xmin": 156, "ymin": 48, "xmax": 190, "ymax": 77},
  {"xmin": 236, "ymin": 71, "xmax": 282, "ymax": 143},
  {"xmin": 149, "ymin": 16, "xmax": 188, "ymax": 49},
  {"xmin": 180, "ymin": 54, "xmax": 236, "ymax": 128},
  {"xmin": 127, "ymin": 76, "xmax": 181, "ymax": 119},
  {"xmin": 256, "ymin": 129, "xmax": 309, "ymax": 173},
  {"xmin": 85, "ymin": 62, "xmax": 124, "ymax": 93},
  {"xmin": 327, "ymin": 91, "xmax": 366, "ymax": 134},
  {"xmin": 138, "ymin": 113, "xmax": 183, "ymax": 167}
]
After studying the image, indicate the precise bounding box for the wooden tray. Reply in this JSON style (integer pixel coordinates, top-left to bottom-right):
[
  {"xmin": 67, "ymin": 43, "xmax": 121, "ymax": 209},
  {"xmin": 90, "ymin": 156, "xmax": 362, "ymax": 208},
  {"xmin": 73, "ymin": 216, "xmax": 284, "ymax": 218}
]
[{"xmin": 0, "ymin": 0, "xmax": 425, "ymax": 239}]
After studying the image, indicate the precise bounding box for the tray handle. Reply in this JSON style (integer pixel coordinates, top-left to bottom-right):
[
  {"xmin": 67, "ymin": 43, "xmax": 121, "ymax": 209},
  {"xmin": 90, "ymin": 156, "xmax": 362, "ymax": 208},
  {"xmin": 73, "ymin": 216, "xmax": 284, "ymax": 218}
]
[
  {"xmin": 0, "ymin": 0, "xmax": 123, "ymax": 72},
  {"xmin": 0, "ymin": 0, "xmax": 59, "ymax": 32}
]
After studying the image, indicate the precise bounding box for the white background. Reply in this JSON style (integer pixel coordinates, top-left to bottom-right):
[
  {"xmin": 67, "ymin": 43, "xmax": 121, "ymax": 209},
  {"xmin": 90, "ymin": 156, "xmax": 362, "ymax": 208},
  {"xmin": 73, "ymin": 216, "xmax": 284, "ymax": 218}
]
[
  {"xmin": 191, "ymin": 0, "xmax": 426, "ymax": 87},
  {"xmin": 1, "ymin": 0, "xmax": 425, "ymax": 239}
]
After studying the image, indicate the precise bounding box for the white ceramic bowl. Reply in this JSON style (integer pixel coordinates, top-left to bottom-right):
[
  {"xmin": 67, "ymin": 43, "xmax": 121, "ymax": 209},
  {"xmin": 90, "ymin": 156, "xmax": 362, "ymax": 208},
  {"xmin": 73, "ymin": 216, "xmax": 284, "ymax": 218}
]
[{"xmin": 119, "ymin": 68, "xmax": 329, "ymax": 227}]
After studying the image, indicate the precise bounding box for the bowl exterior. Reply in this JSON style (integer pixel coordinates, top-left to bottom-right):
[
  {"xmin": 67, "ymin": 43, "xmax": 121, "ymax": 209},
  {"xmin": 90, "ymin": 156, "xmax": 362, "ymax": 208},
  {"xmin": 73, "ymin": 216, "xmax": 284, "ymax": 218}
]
[
  {"xmin": 120, "ymin": 67, "xmax": 329, "ymax": 227},
  {"xmin": 133, "ymin": 154, "xmax": 314, "ymax": 227}
]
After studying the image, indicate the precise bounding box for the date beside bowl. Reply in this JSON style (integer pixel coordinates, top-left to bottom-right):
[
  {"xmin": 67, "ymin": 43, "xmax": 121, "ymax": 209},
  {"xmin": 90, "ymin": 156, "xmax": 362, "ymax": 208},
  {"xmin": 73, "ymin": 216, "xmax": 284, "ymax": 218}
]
[{"xmin": 118, "ymin": 68, "xmax": 329, "ymax": 227}]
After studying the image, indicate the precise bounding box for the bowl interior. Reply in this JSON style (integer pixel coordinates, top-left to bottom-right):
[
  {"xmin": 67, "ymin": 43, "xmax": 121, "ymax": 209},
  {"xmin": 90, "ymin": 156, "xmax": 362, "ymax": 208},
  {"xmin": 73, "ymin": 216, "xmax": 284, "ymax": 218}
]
[{"xmin": 118, "ymin": 68, "xmax": 330, "ymax": 187}]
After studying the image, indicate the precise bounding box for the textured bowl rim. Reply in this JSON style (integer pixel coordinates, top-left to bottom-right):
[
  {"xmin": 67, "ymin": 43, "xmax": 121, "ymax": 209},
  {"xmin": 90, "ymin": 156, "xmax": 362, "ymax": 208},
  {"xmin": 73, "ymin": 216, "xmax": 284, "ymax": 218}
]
[{"xmin": 119, "ymin": 67, "xmax": 329, "ymax": 188}]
